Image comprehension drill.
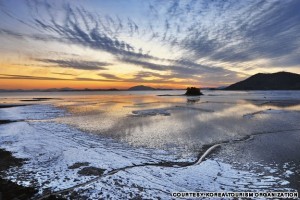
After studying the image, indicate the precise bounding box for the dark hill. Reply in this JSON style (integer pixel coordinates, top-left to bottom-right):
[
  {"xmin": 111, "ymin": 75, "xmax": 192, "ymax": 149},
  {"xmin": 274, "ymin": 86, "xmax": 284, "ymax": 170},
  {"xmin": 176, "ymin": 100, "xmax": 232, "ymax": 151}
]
[
  {"xmin": 128, "ymin": 85, "xmax": 156, "ymax": 91},
  {"xmin": 225, "ymin": 72, "xmax": 300, "ymax": 90}
]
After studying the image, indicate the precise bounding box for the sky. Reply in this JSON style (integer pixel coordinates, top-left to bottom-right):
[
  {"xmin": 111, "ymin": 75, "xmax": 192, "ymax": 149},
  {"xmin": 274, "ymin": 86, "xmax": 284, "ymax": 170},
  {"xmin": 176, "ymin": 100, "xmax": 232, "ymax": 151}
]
[{"xmin": 0, "ymin": 0, "xmax": 300, "ymax": 90}]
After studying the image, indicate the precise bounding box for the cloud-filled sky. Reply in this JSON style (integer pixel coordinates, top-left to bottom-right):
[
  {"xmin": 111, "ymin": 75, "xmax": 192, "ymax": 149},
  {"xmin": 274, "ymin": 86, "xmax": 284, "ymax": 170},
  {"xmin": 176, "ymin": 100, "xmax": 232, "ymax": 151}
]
[{"xmin": 0, "ymin": 0, "xmax": 300, "ymax": 89}]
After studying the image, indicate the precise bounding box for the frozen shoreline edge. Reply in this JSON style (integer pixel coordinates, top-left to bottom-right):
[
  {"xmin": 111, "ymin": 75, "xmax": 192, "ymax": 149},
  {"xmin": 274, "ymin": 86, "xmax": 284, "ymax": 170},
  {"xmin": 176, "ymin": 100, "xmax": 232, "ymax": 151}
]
[{"xmin": 0, "ymin": 102, "xmax": 296, "ymax": 199}]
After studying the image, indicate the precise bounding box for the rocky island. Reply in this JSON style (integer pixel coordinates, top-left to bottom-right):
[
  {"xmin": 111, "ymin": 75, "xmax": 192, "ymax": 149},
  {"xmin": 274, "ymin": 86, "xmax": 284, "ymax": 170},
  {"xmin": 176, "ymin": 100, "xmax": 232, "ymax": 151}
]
[{"xmin": 185, "ymin": 87, "xmax": 203, "ymax": 96}]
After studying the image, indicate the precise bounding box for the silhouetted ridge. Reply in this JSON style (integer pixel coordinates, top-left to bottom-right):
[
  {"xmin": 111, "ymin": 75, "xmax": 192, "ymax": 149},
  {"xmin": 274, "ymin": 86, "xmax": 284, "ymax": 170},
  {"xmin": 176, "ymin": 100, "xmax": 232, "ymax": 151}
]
[
  {"xmin": 128, "ymin": 85, "xmax": 156, "ymax": 91},
  {"xmin": 225, "ymin": 72, "xmax": 300, "ymax": 90}
]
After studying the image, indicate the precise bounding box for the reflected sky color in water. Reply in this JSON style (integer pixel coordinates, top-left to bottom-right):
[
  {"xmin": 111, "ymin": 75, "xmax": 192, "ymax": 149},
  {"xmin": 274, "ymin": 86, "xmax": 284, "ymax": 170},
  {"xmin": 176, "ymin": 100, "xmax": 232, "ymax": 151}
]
[
  {"xmin": 1, "ymin": 90, "xmax": 300, "ymax": 159},
  {"xmin": 2, "ymin": 90, "xmax": 297, "ymax": 158}
]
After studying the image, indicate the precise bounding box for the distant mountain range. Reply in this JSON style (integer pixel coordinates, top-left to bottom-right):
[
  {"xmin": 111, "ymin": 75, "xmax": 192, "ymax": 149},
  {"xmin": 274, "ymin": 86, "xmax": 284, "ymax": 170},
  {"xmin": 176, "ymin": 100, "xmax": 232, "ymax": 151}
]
[
  {"xmin": 128, "ymin": 85, "xmax": 156, "ymax": 91},
  {"xmin": 0, "ymin": 88, "xmax": 120, "ymax": 92},
  {"xmin": 225, "ymin": 72, "xmax": 300, "ymax": 90},
  {"xmin": 2, "ymin": 72, "xmax": 299, "ymax": 92},
  {"xmin": 0, "ymin": 85, "xmax": 174, "ymax": 92},
  {"xmin": 128, "ymin": 85, "xmax": 175, "ymax": 91}
]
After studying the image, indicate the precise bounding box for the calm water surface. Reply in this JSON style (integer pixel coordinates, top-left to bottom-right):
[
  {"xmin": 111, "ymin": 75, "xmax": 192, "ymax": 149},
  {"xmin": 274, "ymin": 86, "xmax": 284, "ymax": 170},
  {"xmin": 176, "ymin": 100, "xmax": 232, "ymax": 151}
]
[{"xmin": 1, "ymin": 90, "xmax": 300, "ymax": 158}]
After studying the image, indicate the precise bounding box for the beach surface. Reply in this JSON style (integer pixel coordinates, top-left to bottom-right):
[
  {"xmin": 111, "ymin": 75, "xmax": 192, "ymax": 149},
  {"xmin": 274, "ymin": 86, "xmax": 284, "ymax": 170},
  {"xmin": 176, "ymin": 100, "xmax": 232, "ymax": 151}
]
[{"xmin": 0, "ymin": 90, "xmax": 299, "ymax": 199}]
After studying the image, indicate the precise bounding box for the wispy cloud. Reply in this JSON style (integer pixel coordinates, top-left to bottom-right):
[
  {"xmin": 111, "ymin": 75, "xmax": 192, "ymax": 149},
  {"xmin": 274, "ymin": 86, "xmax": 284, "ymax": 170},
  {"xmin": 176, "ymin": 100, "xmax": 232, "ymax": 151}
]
[
  {"xmin": 36, "ymin": 59, "xmax": 110, "ymax": 70},
  {"xmin": 51, "ymin": 72, "xmax": 75, "ymax": 76},
  {"xmin": 174, "ymin": 0, "xmax": 300, "ymax": 66},
  {"xmin": 1, "ymin": 0, "xmax": 300, "ymax": 87},
  {"xmin": 121, "ymin": 57, "xmax": 232, "ymax": 76},
  {"xmin": 0, "ymin": 73, "xmax": 71, "ymax": 81},
  {"xmin": 98, "ymin": 73, "xmax": 120, "ymax": 80}
]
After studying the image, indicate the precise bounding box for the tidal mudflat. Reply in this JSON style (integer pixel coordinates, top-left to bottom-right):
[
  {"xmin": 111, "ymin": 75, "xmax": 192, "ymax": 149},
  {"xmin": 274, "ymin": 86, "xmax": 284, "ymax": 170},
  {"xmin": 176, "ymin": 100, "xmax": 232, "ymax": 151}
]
[{"xmin": 0, "ymin": 90, "xmax": 299, "ymax": 199}]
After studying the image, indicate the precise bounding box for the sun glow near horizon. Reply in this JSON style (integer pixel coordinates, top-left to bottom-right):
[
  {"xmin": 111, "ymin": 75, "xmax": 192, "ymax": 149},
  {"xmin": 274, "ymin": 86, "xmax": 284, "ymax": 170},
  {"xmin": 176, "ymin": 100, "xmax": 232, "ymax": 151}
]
[{"xmin": 1, "ymin": 0, "xmax": 300, "ymax": 90}]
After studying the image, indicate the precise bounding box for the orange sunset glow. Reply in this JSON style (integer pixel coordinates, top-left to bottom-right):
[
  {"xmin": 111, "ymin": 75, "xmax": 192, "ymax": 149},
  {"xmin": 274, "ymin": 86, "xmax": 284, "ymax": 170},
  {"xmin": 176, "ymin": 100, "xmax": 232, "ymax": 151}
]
[{"xmin": 1, "ymin": 0, "xmax": 300, "ymax": 90}]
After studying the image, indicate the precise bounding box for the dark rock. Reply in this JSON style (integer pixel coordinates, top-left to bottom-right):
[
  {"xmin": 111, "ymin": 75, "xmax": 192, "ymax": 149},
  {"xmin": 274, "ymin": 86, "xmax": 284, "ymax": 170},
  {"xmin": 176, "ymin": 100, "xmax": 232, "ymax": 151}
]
[
  {"xmin": 0, "ymin": 178, "xmax": 37, "ymax": 200},
  {"xmin": 43, "ymin": 195, "xmax": 66, "ymax": 200},
  {"xmin": 0, "ymin": 120, "xmax": 20, "ymax": 125},
  {"xmin": 0, "ymin": 149, "xmax": 26, "ymax": 171},
  {"xmin": 68, "ymin": 162, "xmax": 90, "ymax": 169},
  {"xmin": 77, "ymin": 167, "xmax": 105, "ymax": 176},
  {"xmin": 0, "ymin": 149, "xmax": 37, "ymax": 200},
  {"xmin": 185, "ymin": 87, "xmax": 203, "ymax": 96},
  {"xmin": 0, "ymin": 104, "xmax": 28, "ymax": 108}
]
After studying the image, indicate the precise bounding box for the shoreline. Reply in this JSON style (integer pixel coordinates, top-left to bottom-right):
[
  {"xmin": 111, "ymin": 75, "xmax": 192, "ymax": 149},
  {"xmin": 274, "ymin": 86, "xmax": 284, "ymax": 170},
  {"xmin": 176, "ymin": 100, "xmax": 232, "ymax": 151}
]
[
  {"xmin": 1, "ymin": 119, "xmax": 298, "ymax": 198},
  {"xmin": 0, "ymin": 93, "xmax": 299, "ymax": 199}
]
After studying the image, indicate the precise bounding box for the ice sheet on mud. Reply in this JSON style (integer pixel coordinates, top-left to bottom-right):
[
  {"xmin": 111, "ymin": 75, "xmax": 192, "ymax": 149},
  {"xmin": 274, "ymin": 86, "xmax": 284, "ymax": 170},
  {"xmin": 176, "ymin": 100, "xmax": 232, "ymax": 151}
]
[{"xmin": 0, "ymin": 105, "xmax": 296, "ymax": 199}]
